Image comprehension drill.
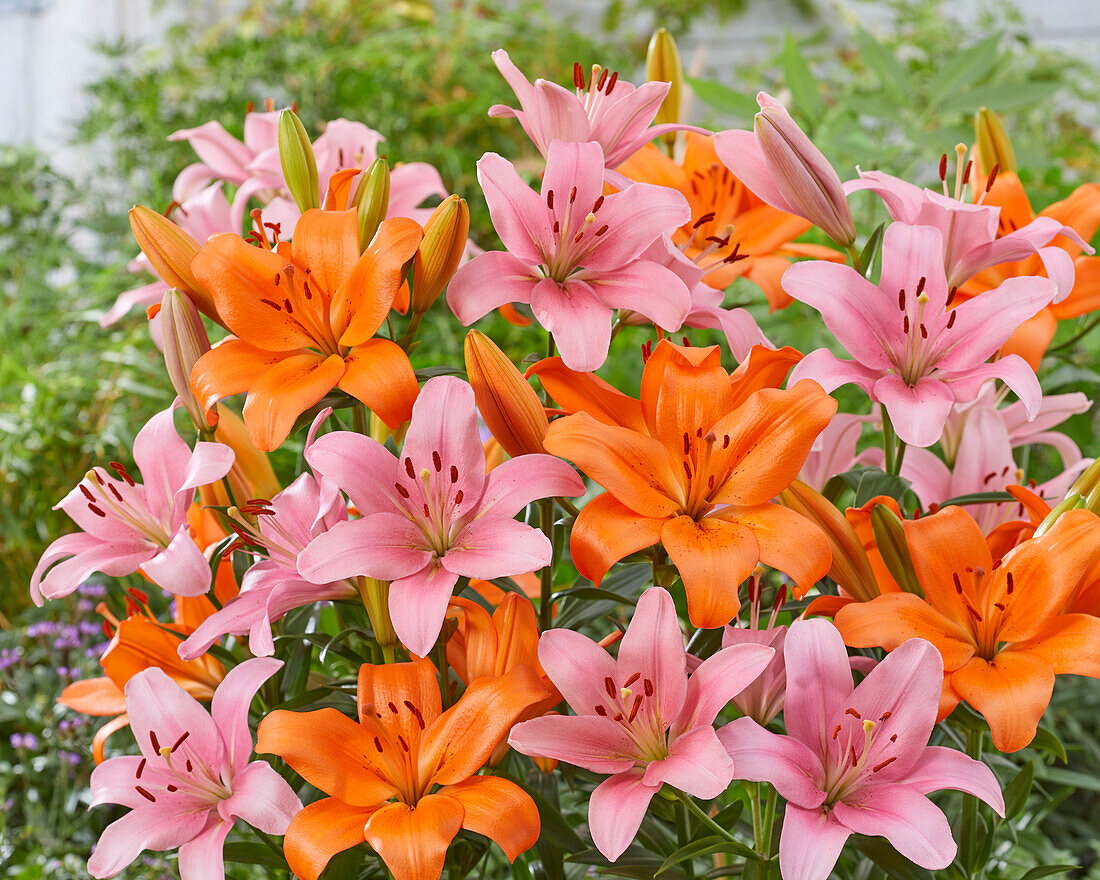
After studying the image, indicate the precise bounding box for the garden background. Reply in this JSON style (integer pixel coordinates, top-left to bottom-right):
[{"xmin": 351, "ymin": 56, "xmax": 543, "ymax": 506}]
[{"xmin": 4, "ymin": 0, "xmax": 1100, "ymax": 876}]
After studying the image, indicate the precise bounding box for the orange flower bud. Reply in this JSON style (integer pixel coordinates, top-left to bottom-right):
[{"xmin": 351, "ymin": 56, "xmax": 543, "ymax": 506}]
[
  {"xmin": 412, "ymin": 195, "xmax": 469, "ymax": 313},
  {"xmin": 277, "ymin": 108, "xmax": 320, "ymax": 213},
  {"xmin": 869, "ymin": 504, "xmax": 923, "ymax": 597},
  {"xmin": 646, "ymin": 28, "xmax": 683, "ymax": 147},
  {"xmin": 778, "ymin": 480, "xmax": 878, "ymax": 602},
  {"xmin": 464, "ymin": 329, "xmax": 548, "ymax": 457},
  {"xmin": 129, "ymin": 205, "xmax": 218, "ymax": 320},
  {"xmin": 974, "ymin": 106, "xmax": 1016, "ymax": 176}
]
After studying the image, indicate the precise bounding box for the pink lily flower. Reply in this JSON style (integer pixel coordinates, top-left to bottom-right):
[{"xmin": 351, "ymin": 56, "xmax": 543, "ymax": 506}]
[
  {"xmin": 508, "ymin": 587, "xmax": 774, "ymax": 862},
  {"xmin": 296, "ymin": 376, "xmax": 585, "ymax": 657},
  {"xmin": 87, "ymin": 658, "xmax": 302, "ymax": 879},
  {"xmin": 798, "ymin": 411, "xmax": 878, "ymax": 491},
  {"xmin": 846, "ymin": 167, "xmax": 1092, "ymax": 295},
  {"xmin": 719, "ymin": 618, "xmax": 1004, "ymax": 880},
  {"xmin": 169, "ymin": 108, "xmax": 282, "ymax": 187},
  {"xmin": 101, "ymin": 181, "xmax": 236, "ymax": 330},
  {"xmin": 722, "ymin": 581, "xmax": 789, "ymax": 725},
  {"xmin": 715, "ymin": 92, "xmax": 856, "ymax": 246},
  {"xmin": 31, "ymin": 407, "xmax": 235, "ymax": 605},
  {"xmin": 447, "ymin": 139, "xmax": 692, "ymax": 370},
  {"xmin": 180, "ymin": 411, "xmax": 358, "ymax": 660},
  {"xmin": 893, "ymin": 390, "xmax": 1092, "ymax": 532},
  {"xmin": 488, "ymin": 49, "xmax": 707, "ymax": 168},
  {"xmin": 786, "ymin": 222, "xmax": 1053, "ymax": 447}
]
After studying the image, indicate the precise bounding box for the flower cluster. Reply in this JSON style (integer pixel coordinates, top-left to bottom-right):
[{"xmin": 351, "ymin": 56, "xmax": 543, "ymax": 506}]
[{"xmin": 32, "ymin": 33, "xmax": 1100, "ymax": 880}]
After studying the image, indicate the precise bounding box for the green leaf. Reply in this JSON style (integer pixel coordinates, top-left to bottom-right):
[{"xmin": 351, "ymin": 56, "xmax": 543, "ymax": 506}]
[
  {"xmin": 831, "ymin": 465, "xmax": 912, "ymax": 507},
  {"xmin": 1018, "ymin": 867, "xmax": 1077, "ymax": 880},
  {"xmin": 852, "ymin": 836, "xmax": 933, "ymax": 880},
  {"xmin": 685, "ymin": 76, "xmax": 759, "ymax": 120},
  {"xmin": 516, "ymin": 780, "xmax": 584, "ymax": 852},
  {"xmin": 859, "ymin": 222, "xmax": 887, "ymax": 278},
  {"xmin": 1029, "ymin": 726, "xmax": 1068, "ymax": 764},
  {"xmin": 939, "ymin": 80, "xmax": 1060, "ymax": 116},
  {"xmin": 657, "ymin": 836, "xmax": 732, "ymax": 875},
  {"xmin": 1001, "ymin": 759, "xmax": 1035, "ymax": 821},
  {"xmin": 853, "ymin": 28, "xmax": 908, "ymax": 99},
  {"xmin": 781, "ymin": 31, "xmax": 824, "ymax": 125},
  {"xmin": 223, "ymin": 841, "xmax": 289, "ymax": 870},
  {"xmin": 926, "ymin": 33, "xmax": 1001, "ymax": 111},
  {"xmin": 938, "ymin": 492, "xmax": 1015, "ymax": 507},
  {"xmin": 550, "ymin": 587, "xmax": 637, "ymax": 605}
]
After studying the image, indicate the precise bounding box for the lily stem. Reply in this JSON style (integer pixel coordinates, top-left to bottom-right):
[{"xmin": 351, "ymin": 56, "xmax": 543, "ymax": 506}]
[
  {"xmin": 882, "ymin": 409, "xmax": 898, "ymax": 476},
  {"xmin": 676, "ymin": 791, "xmax": 741, "ymax": 845},
  {"xmin": 844, "ymin": 242, "xmax": 863, "ymax": 277},
  {"xmin": 676, "ymin": 797, "xmax": 698, "ymax": 880},
  {"xmin": 749, "ymin": 782, "xmax": 767, "ymax": 878},
  {"xmin": 960, "ymin": 726, "xmax": 985, "ymax": 878},
  {"xmin": 353, "ymin": 401, "xmax": 370, "ymax": 436},
  {"xmin": 539, "ymin": 499, "xmax": 555, "ymax": 631}
]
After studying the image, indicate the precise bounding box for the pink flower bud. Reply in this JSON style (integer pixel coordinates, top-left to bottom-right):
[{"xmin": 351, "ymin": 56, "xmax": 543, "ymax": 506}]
[{"xmin": 160, "ymin": 289, "xmax": 212, "ymax": 430}]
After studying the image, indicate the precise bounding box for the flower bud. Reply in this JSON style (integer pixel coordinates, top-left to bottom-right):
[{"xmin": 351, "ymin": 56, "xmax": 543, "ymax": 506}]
[
  {"xmin": 750, "ymin": 93, "xmax": 855, "ymax": 245},
  {"xmin": 160, "ymin": 289, "xmax": 212, "ymax": 431},
  {"xmin": 357, "ymin": 576, "xmax": 397, "ymax": 649},
  {"xmin": 874, "ymin": 506, "xmax": 923, "ymax": 596},
  {"xmin": 464, "ymin": 329, "xmax": 548, "ymax": 458},
  {"xmin": 974, "ymin": 106, "xmax": 1016, "ymax": 176},
  {"xmin": 778, "ymin": 480, "xmax": 878, "ymax": 602},
  {"xmin": 646, "ymin": 28, "xmax": 683, "ymax": 148},
  {"xmin": 277, "ymin": 109, "xmax": 320, "ymax": 213},
  {"xmin": 412, "ymin": 195, "xmax": 469, "ymax": 313},
  {"xmin": 353, "ymin": 157, "xmax": 391, "ymax": 252},
  {"xmin": 129, "ymin": 206, "xmax": 218, "ymax": 320}
]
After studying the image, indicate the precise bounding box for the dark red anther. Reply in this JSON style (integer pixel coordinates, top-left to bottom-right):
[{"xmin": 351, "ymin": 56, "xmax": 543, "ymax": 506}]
[
  {"xmin": 903, "ymin": 315, "xmax": 910, "ymax": 334},
  {"xmin": 612, "ymin": 712, "xmax": 624, "ymax": 722},
  {"xmin": 167, "ymin": 784, "xmax": 179, "ymax": 792},
  {"xmin": 595, "ymin": 704, "xmax": 608, "ymax": 716},
  {"xmin": 595, "ymin": 224, "xmax": 609, "ymax": 236},
  {"xmin": 928, "ymin": 502, "xmax": 940, "ymax": 515},
  {"xmin": 423, "ymin": 503, "xmax": 431, "ymax": 520},
  {"xmin": 596, "ymin": 68, "xmax": 609, "ymax": 91},
  {"xmin": 1006, "ymin": 571, "xmax": 1014, "ymax": 594},
  {"xmin": 593, "ymin": 195, "xmax": 604, "ymax": 212},
  {"xmin": 952, "ymin": 572, "xmax": 963, "ymax": 594},
  {"xmin": 946, "ymin": 286, "xmax": 958, "ymax": 307},
  {"xmin": 552, "ymin": 220, "xmax": 560, "ymax": 235},
  {"xmin": 454, "ymin": 490, "xmax": 464, "ymax": 504},
  {"xmin": 186, "ymin": 759, "xmax": 193, "ymax": 772},
  {"xmin": 398, "ymin": 735, "xmax": 409, "ymax": 752},
  {"xmin": 682, "ymin": 460, "xmax": 692, "ymax": 480},
  {"xmin": 129, "ymin": 588, "xmax": 148, "ymax": 605},
  {"xmin": 569, "ymin": 186, "xmax": 577, "ymax": 203},
  {"xmin": 693, "ymin": 212, "xmax": 716, "ymax": 229},
  {"xmin": 844, "ymin": 707, "xmax": 862, "ymax": 719},
  {"xmin": 395, "ymin": 483, "xmax": 410, "ymax": 499},
  {"xmin": 573, "ymin": 230, "xmax": 585, "ymax": 244},
  {"xmin": 832, "ymin": 724, "xmax": 841, "ymax": 740},
  {"xmin": 573, "ymin": 62, "xmax": 584, "ymax": 89},
  {"xmin": 283, "ymin": 298, "xmax": 293, "ymax": 313},
  {"xmin": 274, "ymin": 273, "xmax": 281, "ymax": 286},
  {"xmin": 135, "ymin": 786, "xmax": 156, "ymax": 802},
  {"xmin": 873, "ymin": 756, "xmax": 897, "ymax": 772},
  {"xmin": 150, "ymin": 731, "xmax": 161, "ymax": 752},
  {"xmin": 962, "ymin": 160, "xmax": 973, "ymax": 186},
  {"xmin": 946, "ymin": 310, "xmax": 957, "ymax": 329},
  {"xmin": 80, "ymin": 484, "xmax": 96, "ymax": 502},
  {"xmin": 260, "ymin": 298, "xmax": 283, "ymax": 311},
  {"xmin": 985, "ymin": 164, "xmax": 999, "ymax": 193},
  {"xmin": 965, "ymin": 603, "xmax": 983, "ymax": 622},
  {"xmin": 546, "ymin": 189, "xmax": 554, "ymax": 210},
  {"xmin": 405, "ymin": 457, "xmax": 416, "ymax": 479},
  {"xmin": 682, "ymin": 432, "xmax": 691, "ymax": 455},
  {"xmin": 889, "ymin": 733, "xmax": 897, "ymax": 742},
  {"xmin": 136, "ymin": 758, "xmax": 146, "ymax": 779},
  {"xmin": 643, "ymin": 678, "xmax": 654, "ymax": 697},
  {"xmin": 87, "ymin": 504, "xmax": 107, "ymax": 518},
  {"xmin": 722, "ymin": 434, "xmax": 730, "ymax": 449},
  {"xmin": 387, "ymin": 701, "xmax": 398, "ymax": 714},
  {"xmin": 108, "ymin": 484, "xmax": 124, "ymax": 502},
  {"xmin": 850, "ymin": 745, "xmax": 858, "ymax": 767},
  {"xmin": 879, "ymin": 711, "xmax": 892, "ymax": 722},
  {"xmin": 938, "ymin": 153, "xmax": 948, "ymax": 182},
  {"xmin": 604, "ymin": 676, "xmax": 616, "ymax": 698},
  {"xmin": 171, "ymin": 730, "xmax": 190, "ymax": 752},
  {"xmin": 994, "ymin": 602, "xmax": 1006, "ymax": 611},
  {"xmin": 745, "ymin": 575, "xmax": 758, "ymax": 603},
  {"xmin": 606, "ymin": 71, "xmax": 618, "ymax": 95},
  {"xmin": 404, "ymin": 700, "xmax": 426, "ymax": 730},
  {"xmin": 898, "ymin": 288, "xmax": 906, "ymax": 311},
  {"xmin": 110, "ymin": 462, "xmax": 136, "ymax": 487},
  {"xmin": 623, "ymin": 671, "xmax": 641, "ymax": 688},
  {"xmin": 919, "ymin": 323, "xmax": 928, "ymax": 339},
  {"xmin": 915, "ymin": 276, "xmax": 926, "ymax": 297},
  {"xmin": 450, "ymin": 465, "xmax": 458, "ymax": 483},
  {"xmin": 773, "ymin": 584, "xmax": 787, "ymax": 612},
  {"xmin": 627, "ymin": 693, "xmax": 643, "ymax": 722},
  {"xmin": 432, "ymin": 451, "xmax": 442, "ymax": 472}
]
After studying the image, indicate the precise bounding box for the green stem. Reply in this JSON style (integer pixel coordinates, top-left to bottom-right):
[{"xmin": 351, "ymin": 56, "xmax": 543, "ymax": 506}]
[
  {"xmin": 959, "ymin": 726, "xmax": 984, "ymax": 877},
  {"xmin": 675, "ymin": 791, "xmax": 743, "ymax": 846},
  {"xmin": 677, "ymin": 799, "xmax": 697, "ymax": 880},
  {"xmin": 844, "ymin": 242, "xmax": 863, "ymax": 276},
  {"xmin": 251, "ymin": 825, "xmax": 286, "ymax": 861},
  {"xmin": 396, "ymin": 310, "xmax": 424, "ymax": 352},
  {"xmin": 353, "ymin": 401, "xmax": 370, "ymax": 436},
  {"xmin": 539, "ymin": 499, "xmax": 555, "ymax": 631},
  {"xmin": 882, "ymin": 409, "xmax": 898, "ymax": 475},
  {"xmin": 555, "ymin": 496, "xmax": 580, "ymax": 518},
  {"xmin": 1050, "ymin": 313, "xmax": 1100, "ymax": 352},
  {"xmin": 749, "ymin": 782, "xmax": 766, "ymax": 878}
]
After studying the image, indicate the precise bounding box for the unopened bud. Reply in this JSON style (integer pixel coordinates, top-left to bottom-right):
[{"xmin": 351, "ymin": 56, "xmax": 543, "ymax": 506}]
[
  {"xmin": 277, "ymin": 109, "xmax": 320, "ymax": 213},
  {"xmin": 129, "ymin": 206, "xmax": 218, "ymax": 321},
  {"xmin": 353, "ymin": 157, "xmax": 391, "ymax": 251},
  {"xmin": 412, "ymin": 195, "xmax": 469, "ymax": 313},
  {"xmin": 160, "ymin": 290, "xmax": 212, "ymax": 431},
  {"xmin": 974, "ymin": 107, "xmax": 1016, "ymax": 176},
  {"xmin": 464, "ymin": 329, "xmax": 548, "ymax": 458},
  {"xmin": 357, "ymin": 576, "xmax": 397, "ymax": 649},
  {"xmin": 874, "ymin": 506, "xmax": 923, "ymax": 596},
  {"xmin": 646, "ymin": 28, "xmax": 683, "ymax": 147},
  {"xmin": 778, "ymin": 480, "xmax": 878, "ymax": 602},
  {"xmin": 1034, "ymin": 493, "xmax": 1086, "ymax": 538}
]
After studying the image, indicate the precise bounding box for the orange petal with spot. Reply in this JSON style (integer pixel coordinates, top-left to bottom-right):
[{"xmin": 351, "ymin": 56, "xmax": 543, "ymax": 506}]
[
  {"xmin": 335, "ymin": 217, "xmax": 423, "ymax": 346},
  {"xmin": 338, "ymin": 338, "xmax": 419, "ymax": 429},
  {"xmin": 950, "ymin": 651, "xmax": 1054, "ymax": 753},
  {"xmin": 833, "ymin": 593, "xmax": 976, "ymax": 671},
  {"xmin": 364, "ymin": 796, "xmax": 463, "ymax": 880},
  {"xmin": 58, "ymin": 677, "xmax": 126, "ymax": 717},
  {"xmin": 661, "ymin": 514, "xmax": 758, "ymax": 628},
  {"xmin": 284, "ymin": 797, "xmax": 377, "ymax": 880},
  {"xmin": 190, "ymin": 338, "xmax": 286, "ymax": 427},
  {"xmin": 712, "ymin": 503, "xmax": 830, "ymax": 598},
  {"xmin": 527, "ymin": 356, "xmax": 646, "ymax": 432},
  {"xmin": 358, "ymin": 658, "xmax": 443, "ymax": 748},
  {"xmin": 291, "ymin": 208, "xmax": 362, "ymax": 300},
  {"xmin": 191, "ymin": 233, "xmax": 315, "ymax": 351},
  {"xmin": 710, "ymin": 380, "xmax": 836, "ymax": 508},
  {"xmin": 419, "ymin": 666, "xmax": 547, "ymax": 786},
  {"xmin": 570, "ymin": 493, "xmax": 665, "ymax": 586},
  {"xmin": 639, "ymin": 341, "xmax": 733, "ymax": 454},
  {"xmin": 903, "ymin": 507, "xmax": 992, "ymax": 624},
  {"xmin": 439, "ymin": 776, "xmax": 540, "ymax": 861},
  {"xmin": 242, "ymin": 352, "xmax": 346, "ymax": 451},
  {"xmin": 256, "ymin": 708, "xmax": 399, "ymax": 806}
]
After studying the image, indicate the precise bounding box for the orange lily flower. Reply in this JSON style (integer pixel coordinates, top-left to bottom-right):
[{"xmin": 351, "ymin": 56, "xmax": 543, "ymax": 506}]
[
  {"xmin": 615, "ymin": 132, "xmax": 841, "ymax": 310},
  {"xmin": 533, "ymin": 340, "xmax": 835, "ymax": 628},
  {"xmin": 835, "ymin": 505, "xmax": 1100, "ymax": 752},
  {"xmin": 958, "ymin": 171, "xmax": 1100, "ymax": 369},
  {"xmin": 256, "ymin": 659, "xmax": 547, "ymax": 880},
  {"xmin": 190, "ymin": 208, "xmax": 423, "ymax": 451},
  {"xmin": 58, "ymin": 592, "xmax": 226, "ymax": 762}
]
